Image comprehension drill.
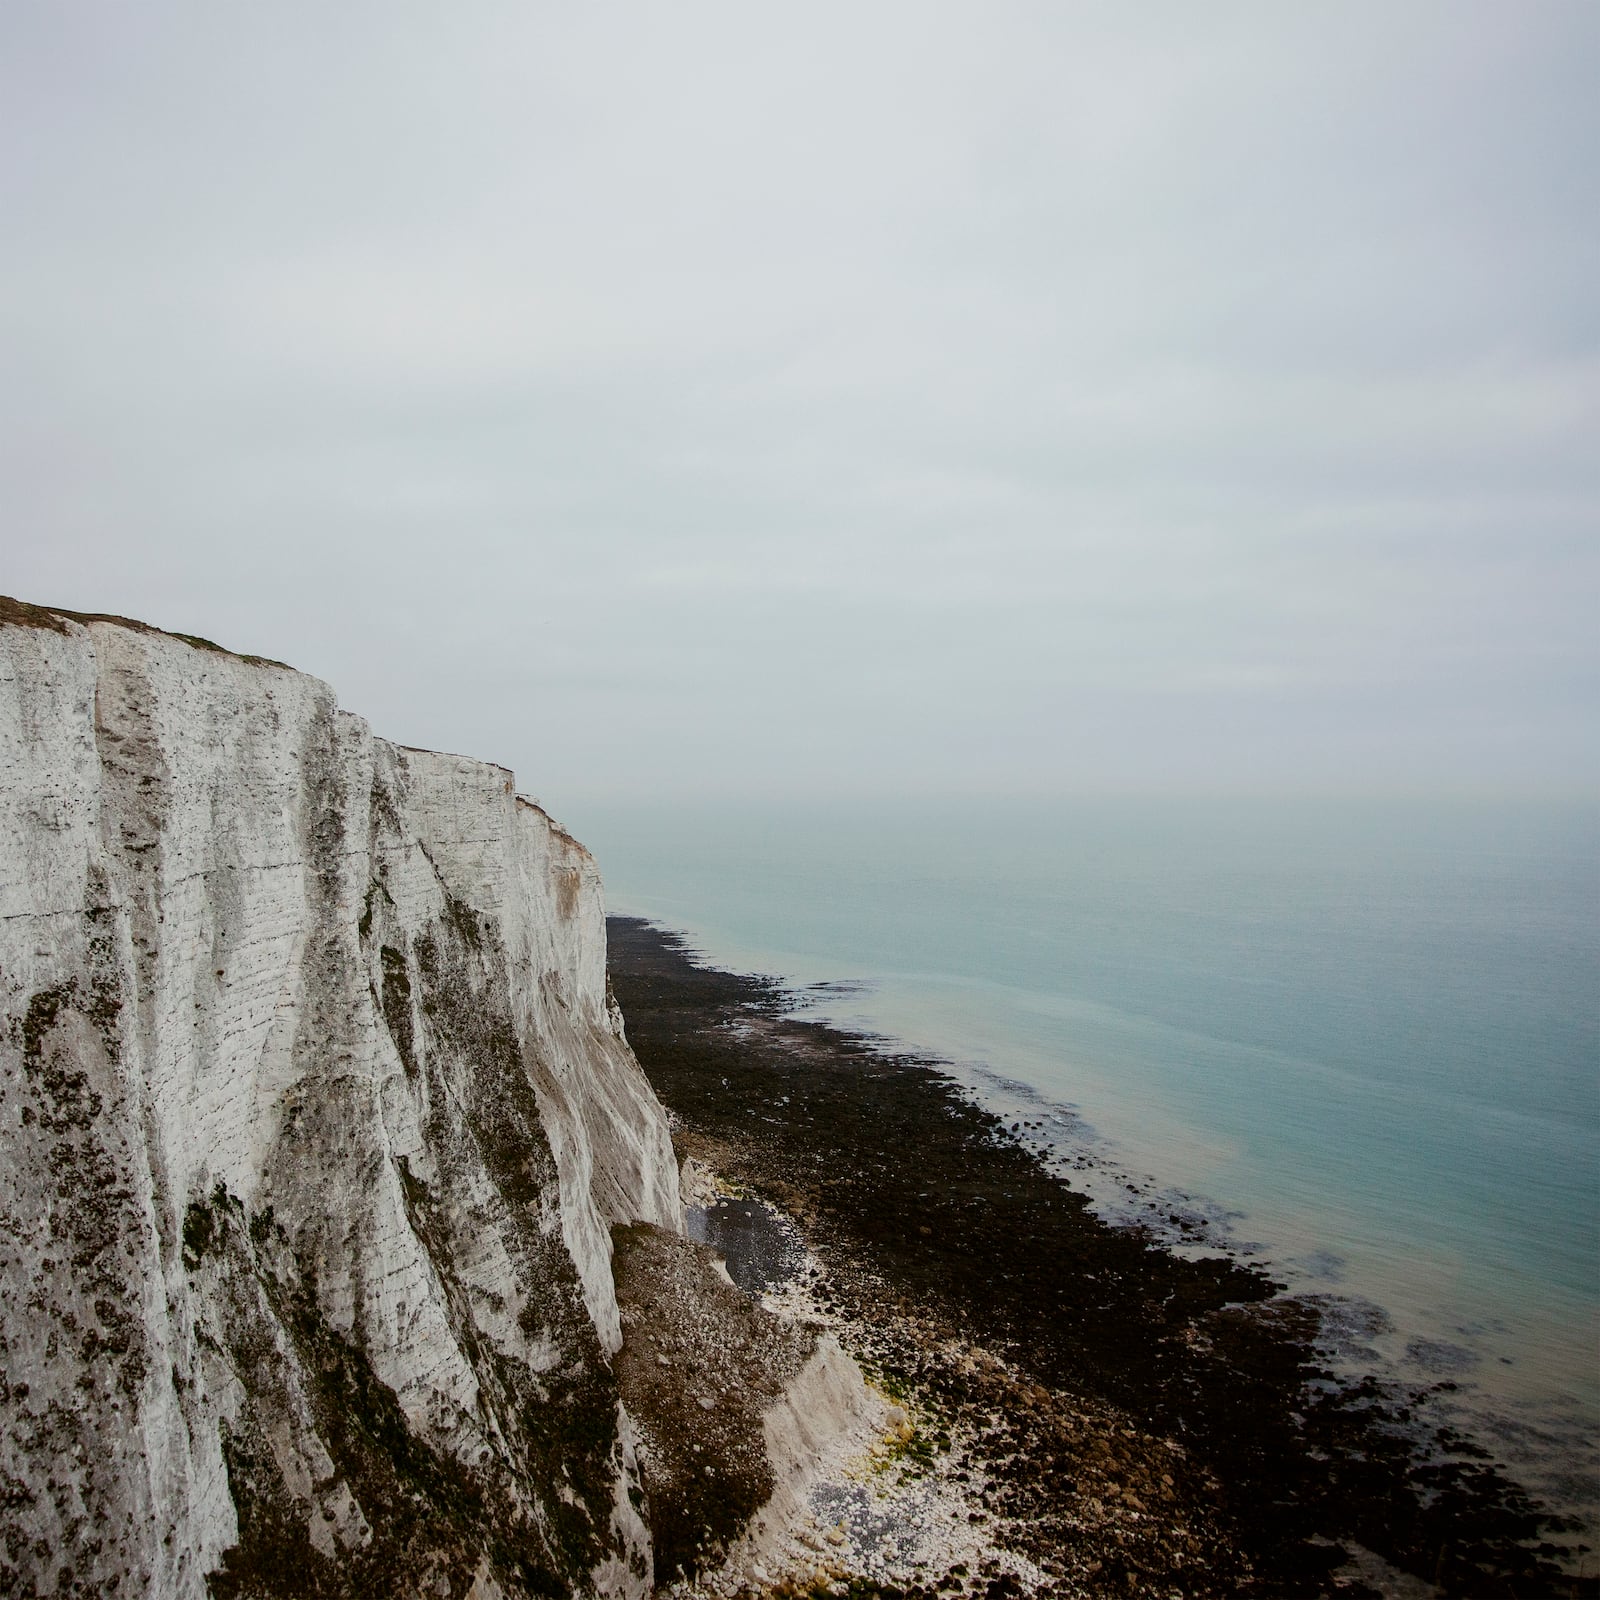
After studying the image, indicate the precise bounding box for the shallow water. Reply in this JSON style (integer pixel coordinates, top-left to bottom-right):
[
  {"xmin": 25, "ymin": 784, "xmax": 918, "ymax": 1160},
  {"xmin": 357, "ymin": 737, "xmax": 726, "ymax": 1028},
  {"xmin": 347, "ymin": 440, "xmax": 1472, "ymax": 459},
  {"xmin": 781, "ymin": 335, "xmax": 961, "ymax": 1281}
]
[
  {"xmin": 687, "ymin": 1196, "xmax": 805, "ymax": 1296},
  {"xmin": 571, "ymin": 793, "xmax": 1599, "ymax": 1517}
]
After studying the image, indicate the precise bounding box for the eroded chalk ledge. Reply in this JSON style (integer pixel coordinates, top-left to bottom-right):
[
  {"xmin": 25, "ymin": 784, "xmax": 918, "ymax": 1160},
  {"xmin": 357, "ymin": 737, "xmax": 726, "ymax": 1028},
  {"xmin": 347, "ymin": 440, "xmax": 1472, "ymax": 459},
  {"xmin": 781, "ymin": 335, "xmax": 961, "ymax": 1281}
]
[{"xmin": 616, "ymin": 1161, "xmax": 1055, "ymax": 1600}]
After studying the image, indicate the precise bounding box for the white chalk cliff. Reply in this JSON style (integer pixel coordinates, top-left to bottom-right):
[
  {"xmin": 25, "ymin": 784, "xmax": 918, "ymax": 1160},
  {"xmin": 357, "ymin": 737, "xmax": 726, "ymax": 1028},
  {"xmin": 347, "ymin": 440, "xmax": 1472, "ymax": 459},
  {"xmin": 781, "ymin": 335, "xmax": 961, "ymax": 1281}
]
[{"xmin": 0, "ymin": 600, "xmax": 690, "ymax": 1597}]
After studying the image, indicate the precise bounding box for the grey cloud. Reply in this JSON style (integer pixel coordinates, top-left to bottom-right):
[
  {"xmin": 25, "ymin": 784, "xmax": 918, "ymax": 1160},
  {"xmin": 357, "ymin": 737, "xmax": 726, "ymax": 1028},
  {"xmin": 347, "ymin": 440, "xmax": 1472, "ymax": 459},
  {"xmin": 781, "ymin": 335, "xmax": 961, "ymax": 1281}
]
[{"xmin": 3, "ymin": 1, "xmax": 1596, "ymax": 802}]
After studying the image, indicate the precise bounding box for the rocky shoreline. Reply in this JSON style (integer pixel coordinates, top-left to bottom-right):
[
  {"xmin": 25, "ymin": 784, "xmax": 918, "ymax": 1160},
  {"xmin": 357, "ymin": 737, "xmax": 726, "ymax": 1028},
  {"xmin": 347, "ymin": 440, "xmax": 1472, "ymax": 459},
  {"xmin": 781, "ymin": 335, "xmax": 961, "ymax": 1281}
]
[{"xmin": 606, "ymin": 918, "xmax": 1593, "ymax": 1600}]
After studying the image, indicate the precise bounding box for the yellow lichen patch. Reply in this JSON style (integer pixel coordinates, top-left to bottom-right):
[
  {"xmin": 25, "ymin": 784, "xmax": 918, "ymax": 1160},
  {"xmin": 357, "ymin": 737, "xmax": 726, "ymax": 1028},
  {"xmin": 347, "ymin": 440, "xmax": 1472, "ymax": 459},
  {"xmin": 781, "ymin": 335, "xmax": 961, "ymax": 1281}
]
[{"xmin": 852, "ymin": 1378, "xmax": 945, "ymax": 1486}]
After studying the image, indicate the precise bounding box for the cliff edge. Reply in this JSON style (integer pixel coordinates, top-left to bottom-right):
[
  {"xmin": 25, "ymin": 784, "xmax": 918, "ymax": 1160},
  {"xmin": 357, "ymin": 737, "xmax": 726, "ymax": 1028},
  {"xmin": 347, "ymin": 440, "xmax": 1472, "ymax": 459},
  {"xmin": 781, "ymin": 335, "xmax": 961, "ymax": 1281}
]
[{"xmin": 0, "ymin": 599, "xmax": 688, "ymax": 1597}]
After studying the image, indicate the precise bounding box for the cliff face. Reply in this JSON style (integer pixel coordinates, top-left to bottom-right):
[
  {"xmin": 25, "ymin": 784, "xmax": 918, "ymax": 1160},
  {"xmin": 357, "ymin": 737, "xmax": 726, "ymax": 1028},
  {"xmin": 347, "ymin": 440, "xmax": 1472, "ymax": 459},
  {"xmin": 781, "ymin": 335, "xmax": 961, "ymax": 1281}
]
[{"xmin": 0, "ymin": 601, "xmax": 682, "ymax": 1598}]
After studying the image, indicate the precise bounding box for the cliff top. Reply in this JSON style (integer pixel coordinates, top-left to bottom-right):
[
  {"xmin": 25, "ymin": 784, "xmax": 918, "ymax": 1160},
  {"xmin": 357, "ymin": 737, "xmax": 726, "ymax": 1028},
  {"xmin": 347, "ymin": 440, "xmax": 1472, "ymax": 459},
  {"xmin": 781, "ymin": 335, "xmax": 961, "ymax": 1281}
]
[
  {"xmin": 0, "ymin": 593, "xmax": 293, "ymax": 670},
  {"xmin": 1, "ymin": 592, "xmax": 586, "ymax": 850}
]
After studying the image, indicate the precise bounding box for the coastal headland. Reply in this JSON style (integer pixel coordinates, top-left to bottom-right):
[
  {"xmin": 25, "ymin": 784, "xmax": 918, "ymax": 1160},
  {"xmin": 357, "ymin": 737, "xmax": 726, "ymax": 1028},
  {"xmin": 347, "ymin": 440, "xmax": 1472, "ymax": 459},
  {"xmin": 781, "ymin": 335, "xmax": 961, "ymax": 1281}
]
[
  {"xmin": 0, "ymin": 596, "xmax": 1588, "ymax": 1598},
  {"xmin": 607, "ymin": 917, "xmax": 1592, "ymax": 1599}
]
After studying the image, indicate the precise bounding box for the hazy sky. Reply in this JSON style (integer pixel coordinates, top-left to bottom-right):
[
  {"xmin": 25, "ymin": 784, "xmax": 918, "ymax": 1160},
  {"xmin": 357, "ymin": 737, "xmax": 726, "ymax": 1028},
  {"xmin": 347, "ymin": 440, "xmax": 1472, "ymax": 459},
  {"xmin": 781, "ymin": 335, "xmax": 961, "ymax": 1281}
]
[{"xmin": 4, "ymin": 3, "xmax": 1596, "ymax": 803}]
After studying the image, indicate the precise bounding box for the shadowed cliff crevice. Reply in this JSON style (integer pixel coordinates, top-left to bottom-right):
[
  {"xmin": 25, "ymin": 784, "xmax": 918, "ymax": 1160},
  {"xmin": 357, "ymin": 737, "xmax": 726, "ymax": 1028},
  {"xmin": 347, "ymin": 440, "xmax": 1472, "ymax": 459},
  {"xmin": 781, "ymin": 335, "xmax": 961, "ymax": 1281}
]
[{"xmin": 186, "ymin": 1187, "xmax": 574, "ymax": 1599}]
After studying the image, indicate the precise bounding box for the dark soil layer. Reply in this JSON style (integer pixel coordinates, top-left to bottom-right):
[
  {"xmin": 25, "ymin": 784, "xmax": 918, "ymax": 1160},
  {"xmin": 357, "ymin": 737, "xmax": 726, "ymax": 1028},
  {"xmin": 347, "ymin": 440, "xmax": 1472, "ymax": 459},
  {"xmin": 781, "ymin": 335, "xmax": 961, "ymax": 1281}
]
[{"xmin": 607, "ymin": 918, "xmax": 1592, "ymax": 1600}]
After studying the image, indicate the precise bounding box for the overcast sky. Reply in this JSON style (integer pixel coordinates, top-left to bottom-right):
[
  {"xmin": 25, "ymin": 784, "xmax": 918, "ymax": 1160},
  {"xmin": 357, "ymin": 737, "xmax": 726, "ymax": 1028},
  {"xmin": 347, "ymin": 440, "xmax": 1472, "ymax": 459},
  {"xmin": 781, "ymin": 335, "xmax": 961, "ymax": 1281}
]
[{"xmin": 4, "ymin": 3, "xmax": 1596, "ymax": 803}]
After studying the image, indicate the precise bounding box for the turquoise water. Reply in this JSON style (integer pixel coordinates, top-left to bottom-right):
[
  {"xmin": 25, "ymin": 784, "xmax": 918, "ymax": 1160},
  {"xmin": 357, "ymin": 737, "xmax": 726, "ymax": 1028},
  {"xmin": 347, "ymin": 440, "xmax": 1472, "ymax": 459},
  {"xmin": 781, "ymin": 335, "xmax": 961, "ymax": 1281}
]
[{"xmin": 569, "ymin": 794, "xmax": 1599, "ymax": 1499}]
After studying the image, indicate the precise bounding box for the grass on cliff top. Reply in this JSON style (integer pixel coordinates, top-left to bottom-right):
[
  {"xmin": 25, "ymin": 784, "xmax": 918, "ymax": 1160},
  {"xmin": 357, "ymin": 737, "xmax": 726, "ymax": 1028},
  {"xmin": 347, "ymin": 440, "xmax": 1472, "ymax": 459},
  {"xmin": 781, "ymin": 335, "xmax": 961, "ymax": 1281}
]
[{"xmin": 0, "ymin": 593, "xmax": 292, "ymax": 669}]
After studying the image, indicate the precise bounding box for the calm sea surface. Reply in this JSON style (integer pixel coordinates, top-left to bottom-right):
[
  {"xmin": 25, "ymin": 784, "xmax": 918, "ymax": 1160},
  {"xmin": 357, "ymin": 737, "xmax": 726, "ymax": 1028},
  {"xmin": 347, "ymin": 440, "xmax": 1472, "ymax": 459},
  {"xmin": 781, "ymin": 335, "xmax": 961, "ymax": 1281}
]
[{"xmin": 567, "ymin": 795, "xmax": 1599, "ymax": 1510}]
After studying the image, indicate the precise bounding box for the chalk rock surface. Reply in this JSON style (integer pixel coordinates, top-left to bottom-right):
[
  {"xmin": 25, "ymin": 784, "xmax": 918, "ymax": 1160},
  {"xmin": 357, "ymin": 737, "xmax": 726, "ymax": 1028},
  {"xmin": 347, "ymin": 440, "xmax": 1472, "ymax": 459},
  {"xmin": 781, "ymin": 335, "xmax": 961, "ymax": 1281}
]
[{"xmin": 0, "ymin": 599, "xmax": 684, "ymax": 1598}]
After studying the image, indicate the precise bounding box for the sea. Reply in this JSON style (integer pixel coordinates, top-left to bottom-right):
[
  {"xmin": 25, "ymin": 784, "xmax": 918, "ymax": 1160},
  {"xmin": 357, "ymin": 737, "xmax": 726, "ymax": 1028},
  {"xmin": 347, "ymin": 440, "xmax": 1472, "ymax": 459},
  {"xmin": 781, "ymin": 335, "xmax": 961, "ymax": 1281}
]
[{"xmin": 566, "ymin": 793, "xmax": 1600, "ymax": 1528}]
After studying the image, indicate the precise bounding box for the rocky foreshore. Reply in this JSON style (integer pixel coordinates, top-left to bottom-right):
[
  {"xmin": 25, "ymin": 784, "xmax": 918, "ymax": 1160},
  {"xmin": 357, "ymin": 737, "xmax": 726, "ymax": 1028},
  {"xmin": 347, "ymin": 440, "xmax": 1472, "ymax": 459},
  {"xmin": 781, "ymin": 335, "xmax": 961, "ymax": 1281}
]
[{"xmin": 605, "ymin": 918, "xmax": 1593, "ymax": 1600}]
